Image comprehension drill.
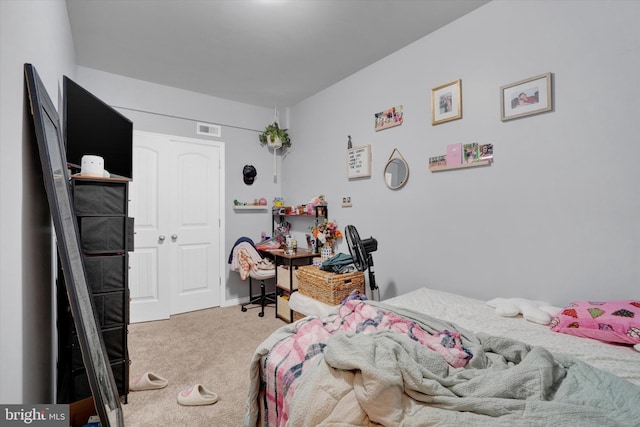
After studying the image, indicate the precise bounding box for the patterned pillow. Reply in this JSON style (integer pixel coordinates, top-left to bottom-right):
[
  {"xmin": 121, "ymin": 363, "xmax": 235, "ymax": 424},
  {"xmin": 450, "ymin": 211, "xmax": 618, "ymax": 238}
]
[{"xmin": 550, "ymin": 300, "xmax": 640, "ymax": 345}]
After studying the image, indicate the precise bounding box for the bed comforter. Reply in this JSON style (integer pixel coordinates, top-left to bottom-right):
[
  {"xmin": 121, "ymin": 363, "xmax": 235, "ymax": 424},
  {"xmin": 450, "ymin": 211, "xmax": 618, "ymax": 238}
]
[{"xmin": 244, "ymin": 300, "xmax": 640, "ymax": 426}]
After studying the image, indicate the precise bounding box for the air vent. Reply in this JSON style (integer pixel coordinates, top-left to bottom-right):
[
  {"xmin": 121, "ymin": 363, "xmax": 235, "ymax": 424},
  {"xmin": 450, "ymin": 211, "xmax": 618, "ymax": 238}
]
[{"xmin": 196, "ymin": 122, "xmax": 221, "ymax": 137}]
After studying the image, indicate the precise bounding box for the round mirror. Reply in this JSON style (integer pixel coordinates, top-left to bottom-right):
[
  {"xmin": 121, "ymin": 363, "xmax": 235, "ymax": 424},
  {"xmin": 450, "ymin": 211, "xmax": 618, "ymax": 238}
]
[{"xmin": 384, "ymin": 157, "xmax": 409, "ymax": 189}]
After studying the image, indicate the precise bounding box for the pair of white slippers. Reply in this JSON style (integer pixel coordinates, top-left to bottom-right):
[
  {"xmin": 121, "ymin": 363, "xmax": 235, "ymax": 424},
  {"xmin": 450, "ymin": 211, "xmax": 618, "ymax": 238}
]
[{"xmin": 130, "ymin": 372, "xmax": 219, "ymax": 406}]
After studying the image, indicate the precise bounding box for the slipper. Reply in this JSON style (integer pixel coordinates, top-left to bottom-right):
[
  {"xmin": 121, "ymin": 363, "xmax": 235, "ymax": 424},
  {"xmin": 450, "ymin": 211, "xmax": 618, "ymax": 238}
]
[
  {"xmin": 177, "ymin": 384, "xmax": 219, "ymax": 406},
  {"xmin": 130, "ymin": 372, "xmax": 168, "ymax": 391}
]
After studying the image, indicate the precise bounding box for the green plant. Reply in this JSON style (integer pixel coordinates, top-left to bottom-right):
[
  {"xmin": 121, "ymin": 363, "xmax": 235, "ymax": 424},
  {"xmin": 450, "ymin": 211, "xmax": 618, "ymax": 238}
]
[{"xmin": 258, "ymin": 122, "xmax": 291, "ymax": 148}]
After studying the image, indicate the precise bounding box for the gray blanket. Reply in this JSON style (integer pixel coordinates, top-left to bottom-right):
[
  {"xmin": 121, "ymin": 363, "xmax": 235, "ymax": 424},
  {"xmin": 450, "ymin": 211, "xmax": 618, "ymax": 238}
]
[{"xmin": 246, "ymin": 302, "xmax": 640, "ymax": 426}]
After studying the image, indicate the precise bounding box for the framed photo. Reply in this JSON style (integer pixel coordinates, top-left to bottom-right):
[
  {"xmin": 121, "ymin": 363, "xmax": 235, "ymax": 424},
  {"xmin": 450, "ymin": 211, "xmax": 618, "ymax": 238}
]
[
  {"xmin": 431, "ymin": 79, "xmax": 462, "ymax": 125},
  {"xmin": 347, "ymin": 144, "xmax": 372, "ymax": 179},
  {"xmin": 500, "ymin": 72, "xmax": 553, "ymax": 121},
  {"xmin": 374, "ymin": 105, "xmax": 403, "ymax": 131}
]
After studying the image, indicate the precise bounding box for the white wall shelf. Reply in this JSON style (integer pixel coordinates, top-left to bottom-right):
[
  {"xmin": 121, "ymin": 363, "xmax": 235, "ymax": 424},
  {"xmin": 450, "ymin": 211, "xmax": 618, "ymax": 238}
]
[
  {"xmin": 429, "ymin": 159, "xmax": 492, "ymax": 173},
  {"xmin": 233, "ymin": 205, "xmax": 268, "ymax": 210}
]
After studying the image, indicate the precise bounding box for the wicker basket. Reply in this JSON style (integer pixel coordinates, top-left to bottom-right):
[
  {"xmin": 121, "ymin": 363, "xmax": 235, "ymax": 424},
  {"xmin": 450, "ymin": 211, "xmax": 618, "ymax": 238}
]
[{"xmin": 296, "ymin": 265, "xmax": 365, "ymax": 305}]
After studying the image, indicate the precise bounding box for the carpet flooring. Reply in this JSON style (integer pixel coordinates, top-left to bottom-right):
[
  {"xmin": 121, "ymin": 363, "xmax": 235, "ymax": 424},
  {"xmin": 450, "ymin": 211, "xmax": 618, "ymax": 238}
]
[{"xmin": 122, "ymin": 303, "xmax": 285, "ymax": 426}]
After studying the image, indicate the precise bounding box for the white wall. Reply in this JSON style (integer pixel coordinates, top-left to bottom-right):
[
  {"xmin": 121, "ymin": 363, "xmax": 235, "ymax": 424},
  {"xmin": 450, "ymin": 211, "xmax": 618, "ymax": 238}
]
[
  {"xmin": 0, "ymin": 0, "xmax": 76, "ymax": 404},
  {"xmin": 74, "ymin": 67, "xmax": 284, "ymax": 302},
  {"xmin": 283, "ymin": 0, "xmax": 640, "ymax": 305}
]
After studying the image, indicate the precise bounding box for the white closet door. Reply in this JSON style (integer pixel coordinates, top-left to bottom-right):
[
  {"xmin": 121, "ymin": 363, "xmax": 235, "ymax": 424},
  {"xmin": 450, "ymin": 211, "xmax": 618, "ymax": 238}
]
[{"xmin": 129, "ymin": 131, "xmax": 224, "ymax": 322}]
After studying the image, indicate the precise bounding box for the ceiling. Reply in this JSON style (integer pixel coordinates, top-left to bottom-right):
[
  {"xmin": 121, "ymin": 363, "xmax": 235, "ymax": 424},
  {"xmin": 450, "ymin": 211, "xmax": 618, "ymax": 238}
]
[{"xmin": 66, "ymin": 0, "xmax": 489, "ymax": 109}]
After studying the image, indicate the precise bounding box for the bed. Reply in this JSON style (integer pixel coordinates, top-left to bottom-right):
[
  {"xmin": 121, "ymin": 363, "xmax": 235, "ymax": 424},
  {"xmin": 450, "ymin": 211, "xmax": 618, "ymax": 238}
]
[{"xmin": 244, "ymin": 287, "xmax": 640, "ymax": 426}]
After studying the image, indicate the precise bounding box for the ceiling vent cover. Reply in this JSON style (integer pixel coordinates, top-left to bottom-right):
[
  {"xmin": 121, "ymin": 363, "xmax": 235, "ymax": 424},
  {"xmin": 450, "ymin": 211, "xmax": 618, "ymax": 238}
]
[{"xmin": 196, "ymin": 122, "xmax": 221, "ymax": 137}]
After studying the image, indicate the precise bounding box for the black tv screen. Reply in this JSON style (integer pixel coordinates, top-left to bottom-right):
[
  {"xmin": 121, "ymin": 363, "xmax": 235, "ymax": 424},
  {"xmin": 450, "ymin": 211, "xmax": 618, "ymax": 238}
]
[{"xmin": 63, "ymin": 76, "xmax": 133, "ymax": 179}]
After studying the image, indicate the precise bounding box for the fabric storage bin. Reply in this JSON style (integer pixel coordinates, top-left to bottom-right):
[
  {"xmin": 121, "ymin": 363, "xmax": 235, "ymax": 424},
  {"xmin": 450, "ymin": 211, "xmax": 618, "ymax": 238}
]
[
  {"xmin": 83, "ymin": 255, "xmax": 126, "ymax": 292},
  {"xmin": 297, "ymin": 265, "xmax": 365, "ymax": 305},
  {"xmin": 78, "ymin": 216, "xmax": 126, "ymax": 253},
  {"xmin": 92, "ymin": 291, "xmax": 126, "ymax": 327},
  {"xmin": 71, "ymin": 359, "xmax": 128, "ymax": 401},
  {"xmin": 71, "ymin": 327, "xmax": 126, "ymax": 371},
  {"xmin": 73, "ymin": 181, "xmax": 127, "ymax": 215},
  {"xmin": 277, "ymin": 295, "xmax": 291, "ymax": 322},
  {"xmin": 277, "ymin": 265, "xmax": 299, "ymax": 290}
]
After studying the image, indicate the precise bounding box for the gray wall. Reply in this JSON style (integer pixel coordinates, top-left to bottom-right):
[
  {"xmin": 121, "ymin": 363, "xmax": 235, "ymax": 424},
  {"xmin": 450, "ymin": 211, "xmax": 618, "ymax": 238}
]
[
  {"xmin": 1, "ymin": 0, "xmax": 76, "ymax": 404},
  {"xmin": 75, "ymin": 67, "xmax": 285, "ymax": 303},
  {"xmin": 2, "ymin": 0, "xmax": 639, "ymax": 404},
  {"xmin": 282, "ymin": 0, "xmax": 640, "ymax": 304}
]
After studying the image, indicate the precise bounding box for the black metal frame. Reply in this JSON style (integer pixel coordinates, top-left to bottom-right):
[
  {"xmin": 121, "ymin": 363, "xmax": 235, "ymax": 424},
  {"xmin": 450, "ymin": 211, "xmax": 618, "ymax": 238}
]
[{"xmin": 241, "ymin": 275, "xmax": 276, "ymax": 317}]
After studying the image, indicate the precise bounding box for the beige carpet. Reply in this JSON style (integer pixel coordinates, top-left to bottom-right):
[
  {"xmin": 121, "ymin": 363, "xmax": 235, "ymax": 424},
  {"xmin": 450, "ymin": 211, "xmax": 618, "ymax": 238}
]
[{"xmin": 123, "ymin": 303, "xmax": 285, "ymax": 426}]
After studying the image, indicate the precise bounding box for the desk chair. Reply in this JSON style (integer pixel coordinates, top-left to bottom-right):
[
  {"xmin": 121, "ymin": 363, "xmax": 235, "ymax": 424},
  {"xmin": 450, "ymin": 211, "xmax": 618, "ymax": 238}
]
[
  {"xmin": 231, "ymin": 241, "xmax": 276, "ymax": 317},
  {"xmin": 242, "ymin": 268, "xmax": 277, "ymax": 317}
]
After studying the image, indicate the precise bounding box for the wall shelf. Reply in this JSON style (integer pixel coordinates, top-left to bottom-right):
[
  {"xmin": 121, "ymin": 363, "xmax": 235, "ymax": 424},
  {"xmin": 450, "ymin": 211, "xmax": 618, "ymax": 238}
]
[
  {"xmin": 429, "ymin": 159, "xmax": 492, "ymax": 173},
  {"xmin": 233, "ymin": 205, "xmax": 268, "ymax": 210}
]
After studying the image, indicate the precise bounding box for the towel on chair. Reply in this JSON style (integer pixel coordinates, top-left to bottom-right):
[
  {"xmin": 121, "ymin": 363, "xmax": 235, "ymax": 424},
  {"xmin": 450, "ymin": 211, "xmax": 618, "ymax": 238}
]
[
  {"xmin": 231, "ymin": 242, "xmax": 265, "ymax": 280},
  {"xmin": 237, "ymin": 247, "xmax": 257, "ymax": 280}
]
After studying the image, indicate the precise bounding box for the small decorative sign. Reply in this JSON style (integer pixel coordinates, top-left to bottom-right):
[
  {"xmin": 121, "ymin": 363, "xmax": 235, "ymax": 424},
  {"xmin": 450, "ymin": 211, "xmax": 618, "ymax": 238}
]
[
  {"xmin": 347, "ymin": 145, "xmax": 372, "ymax": 179},
  {"xmin": 374, "ymin": 105, "xmax": 403, "ymax": 131}
]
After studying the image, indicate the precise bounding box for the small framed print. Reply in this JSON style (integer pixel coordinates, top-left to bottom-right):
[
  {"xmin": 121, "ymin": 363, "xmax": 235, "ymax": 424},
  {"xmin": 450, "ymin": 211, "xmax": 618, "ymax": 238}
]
[
  {"xmin": 431, "ymin": 79, "xmax": 462, "ymax": 125},
  {"xmin": 347, "ymin": 144, "xmax": 372, "ymax": 179},
  {"xmin": 500, "ymin": 72, "xmax": 553, "ymax": 121}
]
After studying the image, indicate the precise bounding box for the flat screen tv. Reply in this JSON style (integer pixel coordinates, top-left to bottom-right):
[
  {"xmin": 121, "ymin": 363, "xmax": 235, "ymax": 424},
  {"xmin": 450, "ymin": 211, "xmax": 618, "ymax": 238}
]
[{"xmin": 63, "ymin": 76, "xmax": 133, "ymax": 179}]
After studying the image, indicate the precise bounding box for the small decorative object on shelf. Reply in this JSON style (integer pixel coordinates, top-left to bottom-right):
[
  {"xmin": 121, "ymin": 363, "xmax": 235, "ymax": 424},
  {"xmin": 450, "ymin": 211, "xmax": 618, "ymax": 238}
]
[
  {"xmin": 321, "ymin": 245, "xmax": 333, "ymax": 259},
  {"xmin": 446, "ymin": 143, "xmax": 462, "ymax": 166},
  {"xmin": 310, "ymin": 219, "xmax": 342, "ymax": 254},
  {"xmin": 463, "ymin": 143, "xmax": 479, "ymax": 164},
  {"xmin": 479, "ymin": 143, "xmax": 493, "ymax": 160},
  {"xmin": 309, "ymin": 194, "xmax": 327, "ymax": 206}
]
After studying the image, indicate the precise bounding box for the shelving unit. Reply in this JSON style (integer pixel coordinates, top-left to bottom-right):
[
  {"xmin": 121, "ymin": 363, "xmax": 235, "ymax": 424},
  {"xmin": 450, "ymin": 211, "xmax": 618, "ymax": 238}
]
[
  {"xmin": 269, "ymin": 249, "xmax": 316, "ymax": 322},
  {"xmin": 57, "ymin": 176, "xmax": 133, "ymax": 404},
  {"xmin": 272, "ymin": 205, "xmax": 327, "ymax": 234},
  {"xmin": 267, "ymin": 204, "xmax": 328, "ymax": 322},
  {"xmin": 429, "ymin": 159, "xmax": 492, "ymax": 172}
]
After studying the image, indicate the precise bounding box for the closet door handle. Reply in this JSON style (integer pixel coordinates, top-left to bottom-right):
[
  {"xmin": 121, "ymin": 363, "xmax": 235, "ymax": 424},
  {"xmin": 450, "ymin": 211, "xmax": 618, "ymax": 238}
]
[
  {"xmin": 159, "ymin": 235, "xmax": 166, "ymax": 242},
  {"xmin": 171, "ymin": 234, "xmax": 178, "ymax": 241}
]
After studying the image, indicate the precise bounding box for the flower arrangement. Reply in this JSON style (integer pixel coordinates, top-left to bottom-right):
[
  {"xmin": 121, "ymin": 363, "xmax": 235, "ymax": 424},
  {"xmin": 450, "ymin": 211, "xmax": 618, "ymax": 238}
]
[{"xmin": 310, "ymin": 219, "xmax": 343, "ymax": 248}]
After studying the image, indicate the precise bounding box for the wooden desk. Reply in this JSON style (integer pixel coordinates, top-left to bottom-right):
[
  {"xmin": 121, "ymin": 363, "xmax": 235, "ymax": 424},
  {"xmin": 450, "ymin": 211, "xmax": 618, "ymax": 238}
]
[{"xmin": 264, "ymin": 249, "xmax": 317, "ymax": 322}]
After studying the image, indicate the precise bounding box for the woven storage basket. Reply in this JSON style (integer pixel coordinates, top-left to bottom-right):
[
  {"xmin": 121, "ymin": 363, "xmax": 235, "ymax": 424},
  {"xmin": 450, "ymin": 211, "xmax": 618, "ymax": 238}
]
[{"xmin": 297, "ymin": 265, "xmax": 365, "ymax": 305}]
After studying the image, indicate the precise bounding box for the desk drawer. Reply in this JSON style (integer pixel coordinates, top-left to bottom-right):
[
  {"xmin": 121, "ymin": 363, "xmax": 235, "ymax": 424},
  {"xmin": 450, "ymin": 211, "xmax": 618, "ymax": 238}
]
[{"xmin": 78, "ymin": 217, "xmax": 126, "ymax": 253}]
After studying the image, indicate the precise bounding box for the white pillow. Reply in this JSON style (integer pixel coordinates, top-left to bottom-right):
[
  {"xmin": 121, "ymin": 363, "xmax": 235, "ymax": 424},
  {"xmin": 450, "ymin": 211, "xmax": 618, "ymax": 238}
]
[{"xmin": 486, "ymin": 297, "xmax": 562, "ymax": 325}]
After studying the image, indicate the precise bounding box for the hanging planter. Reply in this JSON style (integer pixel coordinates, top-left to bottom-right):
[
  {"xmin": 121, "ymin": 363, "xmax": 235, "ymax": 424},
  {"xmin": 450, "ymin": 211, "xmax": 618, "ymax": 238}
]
[
  {"xmin": 258, "ymin": 121, "xmax": 291, "ymax": 149},
  {"xmin": 259, "ymin": 113, "xmax": 291, "ymax": 177}
]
